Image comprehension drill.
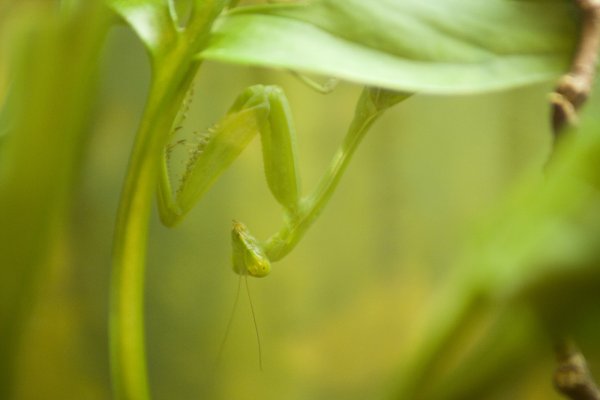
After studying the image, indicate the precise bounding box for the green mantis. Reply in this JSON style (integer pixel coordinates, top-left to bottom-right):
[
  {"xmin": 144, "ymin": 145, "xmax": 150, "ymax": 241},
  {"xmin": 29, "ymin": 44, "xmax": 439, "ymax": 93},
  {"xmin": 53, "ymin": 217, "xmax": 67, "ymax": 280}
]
[{"xmin": 158, "ymin": 84, "xmax": 410, "ymax": 277}]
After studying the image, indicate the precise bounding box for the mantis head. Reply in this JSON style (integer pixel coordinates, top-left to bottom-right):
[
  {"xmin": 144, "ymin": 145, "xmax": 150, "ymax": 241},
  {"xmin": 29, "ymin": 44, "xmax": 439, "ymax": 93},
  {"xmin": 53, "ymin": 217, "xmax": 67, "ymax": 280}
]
[{"xmin": 231, "ymin": 220, "xmax": 271, "ymax": 277}]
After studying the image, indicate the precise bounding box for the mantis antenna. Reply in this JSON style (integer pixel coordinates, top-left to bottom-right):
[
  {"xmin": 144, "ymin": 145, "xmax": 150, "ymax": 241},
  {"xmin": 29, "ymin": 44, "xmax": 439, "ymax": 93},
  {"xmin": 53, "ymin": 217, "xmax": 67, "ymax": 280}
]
[
  {"xmin": 215, "ymin": 276, "xmax": 241, "ymax": 369},
  {"xmin": 244, "ymin": 274, "xmax": 263, "ymax": 370},
  {"xmin": 215, "ymin": 272, "xmax": 263, "ymax": 370}
]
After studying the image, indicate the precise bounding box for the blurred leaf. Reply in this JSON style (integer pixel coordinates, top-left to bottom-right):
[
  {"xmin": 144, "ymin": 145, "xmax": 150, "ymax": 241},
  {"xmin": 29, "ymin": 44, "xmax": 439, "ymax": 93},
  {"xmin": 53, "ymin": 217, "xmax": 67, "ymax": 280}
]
[
  {"xmin": 470, "ymin": 108, "xmax": 600, "ymax": 303},
  {"xmin": 0, "ymin": 2, "xmax": 109, "ymax": 398},
  {"xmin": 107, "ymin": 0, "xmax": 177, "ymax": 56},
  {"xmin": 201, "ymin": 0, "xmax": 577, "ymax": 93},
  {"xmin": 393, "ymin": 85, "xmax": 600, "ymax": 398}
]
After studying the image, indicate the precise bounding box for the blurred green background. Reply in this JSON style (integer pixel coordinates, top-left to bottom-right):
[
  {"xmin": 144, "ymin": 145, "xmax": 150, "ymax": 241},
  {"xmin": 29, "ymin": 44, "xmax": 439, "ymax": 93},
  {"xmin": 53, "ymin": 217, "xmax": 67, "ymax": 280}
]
[{"xmin": 2, "ymin": 2, "xmax": 597, "ymax": 399}]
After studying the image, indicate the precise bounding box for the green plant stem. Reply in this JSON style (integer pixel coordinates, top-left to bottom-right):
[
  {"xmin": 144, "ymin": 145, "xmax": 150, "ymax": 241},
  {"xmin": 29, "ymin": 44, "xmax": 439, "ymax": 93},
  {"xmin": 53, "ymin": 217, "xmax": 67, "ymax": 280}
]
[
  {"xmin": 264, "ymin": 88, "xmax": 408, "ymax": 261},
  {"xmin": 110, "ymin": 61, "xmax": 198, "ymax": 400},
  {"xmin": 109, "ymin": 5, "xmax": 228, "ymax": 398}
]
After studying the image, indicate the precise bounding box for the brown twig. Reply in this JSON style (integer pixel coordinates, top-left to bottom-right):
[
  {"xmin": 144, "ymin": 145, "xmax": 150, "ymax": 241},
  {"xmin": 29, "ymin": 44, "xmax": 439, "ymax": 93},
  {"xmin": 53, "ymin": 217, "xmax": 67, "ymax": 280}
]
[
  {"xmin": 554, "ymin": 339, "xmax": 600, "ymax": 400},
  {"xmin": 551, "ymin": 0, "xmax": 600, "ymax": 137}
]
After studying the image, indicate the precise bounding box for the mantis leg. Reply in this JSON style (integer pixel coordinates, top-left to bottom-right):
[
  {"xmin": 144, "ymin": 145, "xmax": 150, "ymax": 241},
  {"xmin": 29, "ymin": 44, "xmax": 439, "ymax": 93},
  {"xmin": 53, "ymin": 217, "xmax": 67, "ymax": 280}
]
[
  {"xmin": 289, "ymin": 71, "xmax": 339, "ymax": 94},
  {"xmin": 262, "ymin": 88, "xmax": 410, "ymax": 262},
  {"xmin": 157, "ymin": 85, "xmax": 283, "ymax": 226},
  {"xmin": 157, "ymin": 85, "xmax": 301, "ymax": 277},
  {"xmin": 158, "ymin": 84, "xmax": 409, "ymax": 277}
]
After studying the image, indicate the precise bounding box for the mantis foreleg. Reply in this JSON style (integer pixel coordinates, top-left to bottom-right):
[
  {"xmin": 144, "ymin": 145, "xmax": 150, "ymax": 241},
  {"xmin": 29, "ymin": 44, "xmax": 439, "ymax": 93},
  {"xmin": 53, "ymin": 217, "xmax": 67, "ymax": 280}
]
[{"xmin": 158, "ymin": 84, "xmax": 409, "ymax": 277}]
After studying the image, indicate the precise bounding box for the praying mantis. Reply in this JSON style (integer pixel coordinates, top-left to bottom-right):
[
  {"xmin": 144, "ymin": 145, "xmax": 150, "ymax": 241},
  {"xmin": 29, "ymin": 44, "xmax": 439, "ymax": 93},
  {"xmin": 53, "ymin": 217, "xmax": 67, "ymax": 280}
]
[{"xmin": 157, "ymin": 83, "xmax": 410, "ymax": 277}]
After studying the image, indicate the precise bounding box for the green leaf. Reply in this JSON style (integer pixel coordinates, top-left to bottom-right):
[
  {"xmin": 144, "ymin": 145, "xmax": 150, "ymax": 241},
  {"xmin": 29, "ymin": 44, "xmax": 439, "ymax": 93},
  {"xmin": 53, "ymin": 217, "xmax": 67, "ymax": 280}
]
[
  {"xmin": 107, "ymin": 0, "xmax": 177, "ymax": 56},
  {"xmin": 200, "ymin": 0, "xmax": 578, "ymax": 93}
]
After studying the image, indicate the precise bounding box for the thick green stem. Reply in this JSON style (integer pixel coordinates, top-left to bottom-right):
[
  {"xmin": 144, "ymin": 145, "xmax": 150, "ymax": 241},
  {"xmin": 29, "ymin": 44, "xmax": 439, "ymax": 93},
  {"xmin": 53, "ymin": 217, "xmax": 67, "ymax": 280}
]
[
  {"xmin": 110, "ymin": 64, "xmax": 196, "ymax": 400},
  {"xmin": 109, "ymin": 2, "xmax": 227, "ymax": 397}
]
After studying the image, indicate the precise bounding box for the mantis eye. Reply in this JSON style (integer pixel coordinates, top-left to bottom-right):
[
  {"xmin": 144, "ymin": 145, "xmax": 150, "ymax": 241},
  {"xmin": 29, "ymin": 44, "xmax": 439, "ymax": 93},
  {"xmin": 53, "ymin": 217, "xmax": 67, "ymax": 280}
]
[{"xmin": 231, "ymin": 220, "xmax": 271, "ymax": 278}]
